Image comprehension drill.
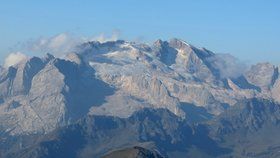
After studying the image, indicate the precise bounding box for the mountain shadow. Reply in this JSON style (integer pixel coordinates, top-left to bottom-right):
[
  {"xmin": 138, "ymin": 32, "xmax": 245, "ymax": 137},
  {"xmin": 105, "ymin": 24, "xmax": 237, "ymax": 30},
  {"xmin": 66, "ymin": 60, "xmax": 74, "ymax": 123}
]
[{"xmin": 54, "ymin": 59, "xmax": 116, "ymax": 121}]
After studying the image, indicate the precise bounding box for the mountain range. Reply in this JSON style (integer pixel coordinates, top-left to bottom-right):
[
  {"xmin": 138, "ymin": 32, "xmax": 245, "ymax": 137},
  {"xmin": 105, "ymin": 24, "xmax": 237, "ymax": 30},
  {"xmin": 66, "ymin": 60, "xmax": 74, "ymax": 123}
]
[{"xmin": 0, "ymin": 38, "xmax": 280, "ymax": 158}]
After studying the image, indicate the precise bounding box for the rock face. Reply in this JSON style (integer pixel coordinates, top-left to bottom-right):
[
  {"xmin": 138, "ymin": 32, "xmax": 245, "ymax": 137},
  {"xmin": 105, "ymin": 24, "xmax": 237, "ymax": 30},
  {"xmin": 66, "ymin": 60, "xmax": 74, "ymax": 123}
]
[
  {"xmin": 0, "ymin": 54, "xmax": 114, "ymax": 135},
  {"xmin": 153, "ymin": 39, "xmax": 215, "ymax": 83},
  {"xmin": 0, "ymin": 38, "xmax": 279, "ymax": 137},
  {"xmin": 102, "ymin": 146, "xmax": 165, "ymax": 158},
  {"xmin": 245, "ymin": 62, "xmax": 279, "ymax": 91},
  {"xmin": 272, "ymin": 78, "xmax": 280, "ymax": 102}
]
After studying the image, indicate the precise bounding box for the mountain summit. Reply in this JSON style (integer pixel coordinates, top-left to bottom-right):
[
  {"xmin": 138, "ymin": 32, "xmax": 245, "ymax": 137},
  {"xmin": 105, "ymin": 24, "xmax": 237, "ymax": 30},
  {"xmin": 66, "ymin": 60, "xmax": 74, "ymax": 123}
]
[
  {"xmin": 0, "ymin": 39, "xmax": 279, "ymax": 136},
  {"xmin": 0, "ymin": 39, "xmax": 280, "ymax": 158}
]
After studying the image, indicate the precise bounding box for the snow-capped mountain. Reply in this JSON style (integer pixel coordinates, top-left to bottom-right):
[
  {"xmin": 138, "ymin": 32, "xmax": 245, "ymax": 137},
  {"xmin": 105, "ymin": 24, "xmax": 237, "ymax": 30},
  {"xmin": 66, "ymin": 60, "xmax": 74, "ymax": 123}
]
[
  {"xmin": 0, "ymin": 38, "xmax": 279, "ymax": 136},
  {"xmin": 1, "ymin": 38, "xmax": 280, "ymax": 158}
]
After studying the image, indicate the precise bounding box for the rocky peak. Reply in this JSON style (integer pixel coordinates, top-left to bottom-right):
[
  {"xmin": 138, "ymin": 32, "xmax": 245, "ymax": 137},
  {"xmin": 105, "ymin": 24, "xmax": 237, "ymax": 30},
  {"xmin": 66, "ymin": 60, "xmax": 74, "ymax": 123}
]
[
  {"xmin": 168, "ymin": 38, "xmax": 192, "ymax": 50},
  {"xmin": 153, "ymin": 39, "xmax": 164, "ymax": 47},
  {"xmin": 102, "ymin": 146, "xmax": 165, "ymax": 158},
  {"xmin": 245, "ymin": 62, "xmax": 279, "ymax": 90},
  {"xmin": 152, "ymin": 39, "xmax": 177, "ymax": 66},
  {"xmin": 43, "ymin": 53, "xmax": 55, "ymax": 61},
  {"xmin": 0, "ymin": 38, "xmax": 279, "ymax": 137}
]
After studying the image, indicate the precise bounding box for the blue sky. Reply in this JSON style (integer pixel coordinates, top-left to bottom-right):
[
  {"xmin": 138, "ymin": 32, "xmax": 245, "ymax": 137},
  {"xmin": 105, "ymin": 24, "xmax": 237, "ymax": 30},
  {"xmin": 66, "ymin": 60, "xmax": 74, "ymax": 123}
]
[{"xmin": 1, "ymin": 0, "xmax": 280, "ymax": 64}]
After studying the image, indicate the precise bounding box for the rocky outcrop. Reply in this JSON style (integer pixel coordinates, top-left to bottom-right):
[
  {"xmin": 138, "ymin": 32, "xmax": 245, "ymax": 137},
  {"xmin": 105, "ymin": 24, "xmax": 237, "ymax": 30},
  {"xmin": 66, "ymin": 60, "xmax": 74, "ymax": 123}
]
[
  {"xmin": 102, "ymin": 146, "xmax": 164, "ymax": 158},
  {"xmin": 245, "ymin": 63, "xmax": 279, "ymax": 91}
]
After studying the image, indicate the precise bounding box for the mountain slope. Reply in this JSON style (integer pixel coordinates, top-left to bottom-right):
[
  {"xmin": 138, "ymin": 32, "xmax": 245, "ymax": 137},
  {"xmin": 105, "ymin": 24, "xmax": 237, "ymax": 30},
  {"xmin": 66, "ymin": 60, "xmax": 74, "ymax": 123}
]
[
  {"xmin": 209, "ymin": 98, "xmax": 280, "ymax": 158},
  {"xmin": 0, "ymin": 54, "xmax": 115, "ymax": 135},
  {"xmin": 3, "ymin": 108, "xmax": 229, "ymax": 158},
  {"xmin": 0, "ymin": 38, "xmax": 280, "ymax": 151},
  {"xmin": 1, "ymin": 37, "xmax": 280, "ymax": 157},
  {"xmin": 5, "ymin": 98, "xmax": 280, "ymax": 158}
]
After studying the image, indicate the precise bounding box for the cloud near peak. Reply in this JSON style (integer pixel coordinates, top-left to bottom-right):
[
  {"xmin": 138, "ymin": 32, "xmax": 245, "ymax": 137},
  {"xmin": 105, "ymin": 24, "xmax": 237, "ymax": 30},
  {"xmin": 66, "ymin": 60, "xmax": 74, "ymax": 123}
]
[
  {"xmin": 90, "ymin": 30, "xmax": 121, "ymax": 43},
  {"xmin": 21, "ymin": 31, "xmax": 121, "ymax": 58},
  {"xmin": 206, "ymin": 53, "xmax": 248, "ymax": 78},
  {"xmin": 23, "ymin": 33, "xmax": 82, "ymax": 58},
  {"xmin": 4, "ymin": 52, "xmax": 28, "ymax": 68}
]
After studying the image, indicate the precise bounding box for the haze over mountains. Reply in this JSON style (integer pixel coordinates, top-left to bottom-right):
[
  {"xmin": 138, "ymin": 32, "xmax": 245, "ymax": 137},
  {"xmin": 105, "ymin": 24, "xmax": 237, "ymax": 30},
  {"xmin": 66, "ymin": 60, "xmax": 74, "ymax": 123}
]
[{"xmin": 0, "ymin": 38, "xmax": 280, "ymax": 158}]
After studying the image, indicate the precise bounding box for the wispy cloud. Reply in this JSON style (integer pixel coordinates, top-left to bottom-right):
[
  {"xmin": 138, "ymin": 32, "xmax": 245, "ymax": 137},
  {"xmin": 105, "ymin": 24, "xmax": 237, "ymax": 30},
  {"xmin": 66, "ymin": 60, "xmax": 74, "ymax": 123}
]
[
  {"xmin": 4, "ymin": 52, "xmax": 28, "ymax": 68},
  {"xmin": 1, "ymin": 31, "xmax": 122, "ymax": 67},
  {"xmin": 21, "ymin": 33, "xmax": 83, "ymax": 58},
  {"xmin": 89, "ymin": 29, "xmax": 121, "ymax": 43},
  {"xmin": 207, "ymin": 53, "xmax": 248, "ymax": 78},
  {"xmin": 19, "ymin": 31, "xmax": 121, "ymax": 58}
]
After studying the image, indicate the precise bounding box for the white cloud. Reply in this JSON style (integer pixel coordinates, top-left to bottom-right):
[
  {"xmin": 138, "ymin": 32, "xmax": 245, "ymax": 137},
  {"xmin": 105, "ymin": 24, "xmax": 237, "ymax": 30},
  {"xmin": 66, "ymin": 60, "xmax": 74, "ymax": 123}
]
[
  {"xmin": 48, "ymin": 33, "xmax": 68, "ymax": 49},
  {"xmin": 21, "ymin": 31, "xmax": 121, "ymax": 58},
  {"xmin": 1, "ymin": 31, "xmax": 121, "ymax": 67},
  {"xmin": 4, "ymin": 52, "xmax": 28, "ymax": 68},
  {"xmin": 206, "ymin": 54, "xmax": 248, "ymax": 78},
  {"xmin": 24, "ymin": 33, "xmax": 83, "ymax": 58},
  {"xmin": 90, "ymin": 30, "xmax": 121, "ymax": 43}
]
